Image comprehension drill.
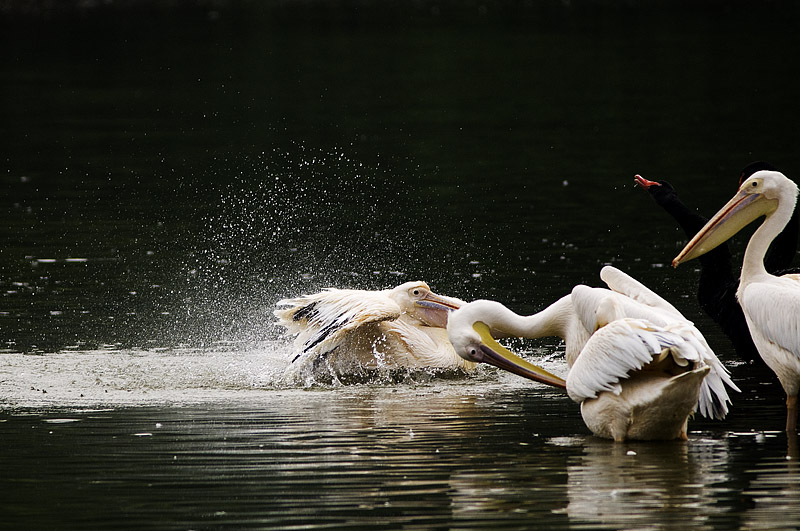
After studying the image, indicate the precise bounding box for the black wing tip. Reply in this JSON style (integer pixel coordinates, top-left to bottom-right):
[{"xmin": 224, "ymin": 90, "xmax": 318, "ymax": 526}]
[
  {"xmin": 292, "ymin": 302, "xmax": 318, "ymax": 322},
  {"xmin": 301, "ymin": 312, "xmax": 350, "ymax": 354}
]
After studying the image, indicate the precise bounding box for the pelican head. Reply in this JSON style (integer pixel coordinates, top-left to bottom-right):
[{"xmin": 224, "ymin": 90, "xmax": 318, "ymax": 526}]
[
  {"xmin": 447, "ymin": 300, "xmax": 567, "ymax": 388},
  {"xmin": 673, "ymin": 171, "xmax": 796, "ymax": 266},
  {"xmin": 387, "ymin": 281, "xmax": 463, "ymax": 328}
]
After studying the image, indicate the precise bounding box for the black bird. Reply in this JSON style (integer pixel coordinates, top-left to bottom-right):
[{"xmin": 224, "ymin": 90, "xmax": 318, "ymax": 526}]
[{"xmin": 635, "ymin": 162, "xmax": 799, "ymax": 364}]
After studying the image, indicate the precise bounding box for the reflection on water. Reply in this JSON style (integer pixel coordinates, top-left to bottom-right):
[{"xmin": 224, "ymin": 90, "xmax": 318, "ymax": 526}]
[
  {"xmin": 564, "ymin": 434, "xmax": 800, "ymax": 530},
  {"xmin": 3, "ymin": 363, "xmax": 800, "ymax": 530},
  {"xmin": 1, "ymin": 379, "xmax": 576, "ymax": 529},
  {"xmin": 565, "ymin": 438, "xmax": 731, "ymax": 529},
  {"xmin": 742, "ymin": 444, "xmax": 800, "ymax": 531}
]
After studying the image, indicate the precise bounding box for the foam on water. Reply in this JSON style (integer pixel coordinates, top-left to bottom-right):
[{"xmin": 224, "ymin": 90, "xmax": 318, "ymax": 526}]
[
  {"xmin": 0, "ymin": 342, "xmax": 292, "ymax": 409},
  {"xmin": 0, "ymin": 339, "xmax": 569, "ymax": 410}
]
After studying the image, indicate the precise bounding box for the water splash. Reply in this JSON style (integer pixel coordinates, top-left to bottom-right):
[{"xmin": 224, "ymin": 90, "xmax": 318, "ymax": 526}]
[
  {"xmin": 2, "ymin": 142, "xmax": 502, "ymax": 403},
  {"xmin": 169, "ymin": 142, "xmax": 487, "ymax": 350}
]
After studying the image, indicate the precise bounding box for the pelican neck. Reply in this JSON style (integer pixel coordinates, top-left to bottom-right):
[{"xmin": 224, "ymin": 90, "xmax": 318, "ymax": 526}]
[{"xmin": 740, "ymin": 191, "xmax": 798, "ymax": 289}]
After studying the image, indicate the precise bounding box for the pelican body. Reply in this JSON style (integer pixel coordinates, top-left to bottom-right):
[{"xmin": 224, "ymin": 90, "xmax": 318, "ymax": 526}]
[
  {"xmin": 674, "ymin": 170, "xmax": 800, "ymax": 432},
  {"xmin": 275, "ymin": 281, "xmax": 474, "ymax": 379},
  {"xmin": 568, "ymin": 318, "xmax": 711, "ymax": 441},
  {"xmin": 447, "ymin": 266, "xmax": 738, "ymax": 441}
]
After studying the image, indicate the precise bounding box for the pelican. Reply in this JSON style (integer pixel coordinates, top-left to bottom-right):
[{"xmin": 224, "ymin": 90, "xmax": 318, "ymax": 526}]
[
  {"xmin": 673, "ymin": 170, "xmax": 800, "ymax": 432},
  {"xmin": 446, "ymin": 266, "xmax": 738, "ymax": 441},
  {"xmin": 275, "ymin": 281, "xmax": 475, "ymax": 378},
  {"xmin": 635, "ymin": 162, "xmax": 799, "ymax": 364}
]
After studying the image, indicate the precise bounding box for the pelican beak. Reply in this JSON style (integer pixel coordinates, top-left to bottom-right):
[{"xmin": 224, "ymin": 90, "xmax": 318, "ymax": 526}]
[
  {"xmin": 472, "ymin": 322, "xmax": 567, "ymax": 389},
  {"xmin": 414, "ymin": 292, "xmax": 463, "ymax": 328},
  {"xmin": 672, "ymin": 187, "xmax": 777, "ymax": 267}
]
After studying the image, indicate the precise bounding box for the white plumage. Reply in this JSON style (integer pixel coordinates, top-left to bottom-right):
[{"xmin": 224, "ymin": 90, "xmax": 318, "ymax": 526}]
[
  {"xmin": 275, "ymin": 281, "xmax": 474, "ymax": 380},
  {"xmin": 566, "ymin": 319, "xmax": 696, "ymax": 403},
  {"xmin": 674, "ymin": 170, "xmax": 800, "ymax": 431},
  {"xmin": 447, "ymin": 266, "xmax": 739, "ymax": 441}
]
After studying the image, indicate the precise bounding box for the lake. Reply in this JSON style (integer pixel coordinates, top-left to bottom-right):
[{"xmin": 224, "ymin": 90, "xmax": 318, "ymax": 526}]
[{"xmin": 2, "ymin": 1, "xmax": 800, "ymax": 529}]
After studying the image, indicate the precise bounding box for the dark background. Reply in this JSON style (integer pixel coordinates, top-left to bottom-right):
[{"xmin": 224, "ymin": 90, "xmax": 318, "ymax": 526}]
[{"xmin": 2, "ymin": 0, "xmax": 799, "ymax": 352}]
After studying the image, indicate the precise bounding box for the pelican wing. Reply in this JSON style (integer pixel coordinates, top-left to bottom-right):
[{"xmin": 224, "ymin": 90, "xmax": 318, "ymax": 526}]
[
  {"xmin": 741, "ymin": 277, "xmax": 800, "ymax": 363},
  {"xmin": 566, "ymin": 318, "xmax": 736, "ymax": 418},
  {"xmin": 570, "ymin": 285, "xmax": 620, "ymax": 332},
  {"xmin": 567, "ymin": 319, "xmax": 680, "ymax": 403},
  {"xmin": 681, "ymin": 322, "xmax": 739, "ymax": 420},
  {"xmin": 570, "ymin": 285, "xmax": 667, "ymax": 332},
  {"xmin": 275, "ymin": 288, "xmax": 402, "ymax": 362},
  {"xmin": 567, "ymin": 319, "xmax": 716, "ymax": 402},
  {"xmin": 599, "ymin": 266, "xmax": 683, "ymax": 318}
]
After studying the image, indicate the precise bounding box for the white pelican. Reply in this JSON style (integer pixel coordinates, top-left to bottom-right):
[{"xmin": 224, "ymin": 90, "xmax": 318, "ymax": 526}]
[
  {"xmin": 446, "ymin": 266, "xmax": 739, "ymax": 441},
  {"xmin": 673, "ymin": 170, "xmax": 800, "ymax": 432},
  {"xmin": 275, "ymin": 281, "xmax": 475, "ymax": 378}
]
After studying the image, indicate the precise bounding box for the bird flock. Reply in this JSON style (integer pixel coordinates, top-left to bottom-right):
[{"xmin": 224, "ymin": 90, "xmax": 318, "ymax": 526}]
[{"xmin": 275, "ymin": 165, "xmax": 799, "ymax": 442}]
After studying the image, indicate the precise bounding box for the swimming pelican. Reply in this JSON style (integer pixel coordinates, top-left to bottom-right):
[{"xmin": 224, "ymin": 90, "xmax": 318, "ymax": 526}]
[
  {"xmin": 673, "ymin": 170, "xmax": 800, "ymax": 432},
  {"xmin": 636, "ymin": 162, "xmax": 799, "ymax": 364},
  {"xmin": 446, "ymin": 266, "xmax": 738, "ymax": 441},
  {"xmin": 275, "ymin": 281, "xmax": 475, "ymax": 378}
]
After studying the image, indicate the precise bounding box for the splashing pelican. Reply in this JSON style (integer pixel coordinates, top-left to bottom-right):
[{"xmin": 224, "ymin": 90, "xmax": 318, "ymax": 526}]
[
  {"xmin": 275, "ymin": 281, "xmax": 474, "ymax": 378},
  {"xmin": 674, "ymin": 170, "xmax": 800, "ymax": 432},
  {"xmin": 446, "ymin": 266, "xmax": 738, "ymax": 441}
]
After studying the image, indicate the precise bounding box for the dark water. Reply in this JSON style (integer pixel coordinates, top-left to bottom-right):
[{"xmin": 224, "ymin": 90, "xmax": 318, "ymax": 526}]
[{"xmin": 3, "ymin": 1, "xmax": 800, "ymax": 529}]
